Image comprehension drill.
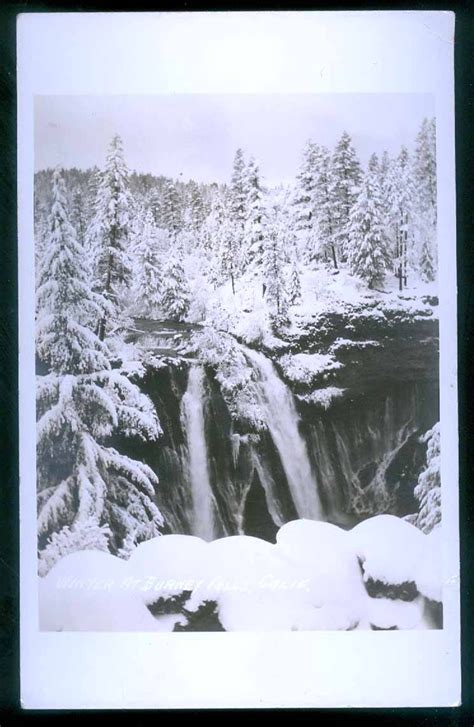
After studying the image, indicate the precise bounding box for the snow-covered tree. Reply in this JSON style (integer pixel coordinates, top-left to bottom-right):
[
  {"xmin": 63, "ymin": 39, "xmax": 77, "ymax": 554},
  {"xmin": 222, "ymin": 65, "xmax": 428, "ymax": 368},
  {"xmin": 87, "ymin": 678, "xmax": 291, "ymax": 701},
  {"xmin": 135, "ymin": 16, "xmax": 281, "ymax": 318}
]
[
  {"xmin": 187, "ymin": 179, "xmax": 206, "ymax": 235},
  {"xmin": 243, "ymin": 157, "xmax": 265, "ymax": 265},
  {"xmin": 293, "ymin": 140, "xmax": 319, "ymax": 233},
  {"xmin": 89, "ymin": 135, "xmax": 133, "ymax": 340},
  {"xmin": 132, "ymin": 207, "xmax": 163, "ymax": 318},
  {"xmin": 330, "ymin": 131, "xmax": 362, "ymax": 262},
  {"xmin": 346, "ymin": 163, "xmax": 392, "ymax": 289},
  {"xmin": 262, "ymin": 203, "xmax": 289, "ymax": 316},
  {"xmin": 36, "ymin": 168, "xmax": 110, "ymax": 374},
  {"xmin": 385, "ymin": 146, "xmax": 417, "ymax": 288},
  {"xmin": 218, "ymin": 213, "xmax": 242, "ymax": 295},
  {"xmin": 229, "ymin": 148, "xmax": 248, "ymax": 272},
  {"xmin": 412, "ymin": 423, "xmax": 441, "ymax": 533},
  {"xmin": 310, "ymin": 146, "xmax": 337, "ymax": 267},
  {"xmin": 161, "ymin": 179, "xmax": 183, "ymax": 237},
  {"xmin": 288, "ymin": 253, "xmax": 302, "ymax": 305},
  {"xmin": 230, "ymin": 148, "xmax": 247, "ymax": 229},
  {"xmin": 36, "ymin": 168, "xmax": 163, "ymax": 571},
  {"xmin": 161, "ymin": 242, "xmax": 191, "ymax": 320},
  {"xmin": 413, "ymin": 117, "xmax": 437, "ymax": 281}
]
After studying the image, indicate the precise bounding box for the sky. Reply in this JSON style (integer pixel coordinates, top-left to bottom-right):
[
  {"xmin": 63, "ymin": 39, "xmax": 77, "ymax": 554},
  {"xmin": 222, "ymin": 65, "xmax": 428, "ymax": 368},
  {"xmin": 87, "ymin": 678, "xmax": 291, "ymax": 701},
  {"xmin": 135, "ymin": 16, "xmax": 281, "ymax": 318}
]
[{"xmin": 35, "ymin": 93, "xmax": 434, "ymax": 187}]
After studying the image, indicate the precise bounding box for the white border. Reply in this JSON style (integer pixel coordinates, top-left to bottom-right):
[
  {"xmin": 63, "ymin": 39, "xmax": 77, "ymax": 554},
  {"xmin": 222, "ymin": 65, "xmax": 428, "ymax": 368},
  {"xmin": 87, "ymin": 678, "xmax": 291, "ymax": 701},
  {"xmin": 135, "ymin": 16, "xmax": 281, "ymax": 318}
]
[{"xmin": 18, "ymin": 11, "xmax": 460, "ymax": 709}]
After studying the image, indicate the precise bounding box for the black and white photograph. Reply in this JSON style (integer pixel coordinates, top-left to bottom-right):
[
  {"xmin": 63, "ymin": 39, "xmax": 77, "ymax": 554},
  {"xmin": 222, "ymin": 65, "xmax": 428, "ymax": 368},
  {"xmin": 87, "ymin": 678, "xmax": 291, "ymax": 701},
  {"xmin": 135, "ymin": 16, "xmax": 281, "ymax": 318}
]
[
  {"xmin": 35, "ymin": 93, "xmax": 442, "ymax": 633},
  {"xmin": 18, "ymin": 11, "xmax": 459, "ymax": 709}
]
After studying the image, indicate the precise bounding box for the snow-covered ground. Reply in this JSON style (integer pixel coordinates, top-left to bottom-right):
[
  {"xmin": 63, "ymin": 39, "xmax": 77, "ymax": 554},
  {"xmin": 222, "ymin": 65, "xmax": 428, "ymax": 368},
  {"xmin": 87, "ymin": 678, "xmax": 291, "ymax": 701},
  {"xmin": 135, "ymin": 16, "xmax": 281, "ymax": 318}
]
[{"xmin": 40, "ymin": 515, "xmax": 442, "ymax": 632}]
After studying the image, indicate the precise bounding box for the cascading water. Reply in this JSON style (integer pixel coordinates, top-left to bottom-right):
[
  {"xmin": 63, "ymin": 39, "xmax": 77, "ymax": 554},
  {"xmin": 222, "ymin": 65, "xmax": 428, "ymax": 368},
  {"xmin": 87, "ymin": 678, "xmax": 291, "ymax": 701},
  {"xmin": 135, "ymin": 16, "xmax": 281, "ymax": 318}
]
[
  {"xmin": 244, "ymin": 347, "xmax": 323, "ymax": 520},
  {"xmin": 180, "ymin": 366, "xmax": 215, "ymax": 541}
]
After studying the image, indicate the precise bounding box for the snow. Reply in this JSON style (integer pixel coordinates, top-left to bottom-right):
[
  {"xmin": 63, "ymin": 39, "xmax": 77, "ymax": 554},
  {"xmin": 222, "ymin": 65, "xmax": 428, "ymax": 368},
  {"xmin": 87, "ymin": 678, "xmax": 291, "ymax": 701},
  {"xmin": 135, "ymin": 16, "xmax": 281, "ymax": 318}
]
[
  {"xmin": 39, "ymin": 550, "xmax": 160, "ymax": 632},
  {"xmin": 297, "ymin": 386, "xmax": 346, "ymax": 409},
  {"xmin": 39, "ymin": 516, "xmax": 443, "ymax": 632},
  {"xmin": 366, "ymin": 596, "xmax": 426, "ymax": 630},
  {"xmin": 279, "ymin": 352, "xmax": 342, "ymax": 385},
  {"xmin": 349, "ymin": 514, "xmax": 426, "ymax": 587},
  {"xmin": 127, "ymin": 534, "xmax": 209, "ymax": 604}
]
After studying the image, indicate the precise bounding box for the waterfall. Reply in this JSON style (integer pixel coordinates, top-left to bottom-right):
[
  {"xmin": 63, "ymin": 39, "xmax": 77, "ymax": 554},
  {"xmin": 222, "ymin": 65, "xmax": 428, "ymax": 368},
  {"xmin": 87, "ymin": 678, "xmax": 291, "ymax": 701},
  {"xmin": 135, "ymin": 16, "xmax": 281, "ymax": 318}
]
[
  {"xmin": 245, "ymin": 348, "xmax": 323, "ymax": 520},
  {"xmin": 180, "ymin": 366, "xmax": 215, "ymax": 541}
]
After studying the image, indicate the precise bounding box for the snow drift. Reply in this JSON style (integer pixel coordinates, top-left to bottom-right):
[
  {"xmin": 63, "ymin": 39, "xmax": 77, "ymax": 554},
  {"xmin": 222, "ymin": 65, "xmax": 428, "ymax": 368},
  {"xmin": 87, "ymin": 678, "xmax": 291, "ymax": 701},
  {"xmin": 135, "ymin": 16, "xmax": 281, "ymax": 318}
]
[{"xmin": 39, "ymin": 516, "xmax": 442, "ymax": 632}]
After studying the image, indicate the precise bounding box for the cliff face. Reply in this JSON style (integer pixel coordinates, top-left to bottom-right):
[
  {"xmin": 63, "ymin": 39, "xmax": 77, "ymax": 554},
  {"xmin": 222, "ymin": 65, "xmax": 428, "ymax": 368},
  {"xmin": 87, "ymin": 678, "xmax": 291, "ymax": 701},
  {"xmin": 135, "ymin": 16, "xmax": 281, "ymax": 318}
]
[{"xmin": 121, "ymin": 298, "xmax": 439, "ymax": 541}]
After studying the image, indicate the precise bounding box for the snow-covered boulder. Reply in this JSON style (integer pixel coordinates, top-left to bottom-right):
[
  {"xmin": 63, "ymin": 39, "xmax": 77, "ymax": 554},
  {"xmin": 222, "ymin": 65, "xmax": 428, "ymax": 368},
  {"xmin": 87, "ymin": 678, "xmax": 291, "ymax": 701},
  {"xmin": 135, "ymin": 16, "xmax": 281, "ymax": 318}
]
[
  {"xmin": 349, "ymin": 514, "xmax": 426, "ymax": 597},
  {"xmin": 127, "ymin": 534, "xmax": 209, "ymax": 605},
  {"xmin": 276, "ymin": 519, "xmax": 368, "ymax": 629},
  {"xmin": 39, "ymin": 550, "xmax": 159, "ymax": 632},
  {"xmin": 184, "ymin": 535, "xmax": 312, "ymax": 631}
]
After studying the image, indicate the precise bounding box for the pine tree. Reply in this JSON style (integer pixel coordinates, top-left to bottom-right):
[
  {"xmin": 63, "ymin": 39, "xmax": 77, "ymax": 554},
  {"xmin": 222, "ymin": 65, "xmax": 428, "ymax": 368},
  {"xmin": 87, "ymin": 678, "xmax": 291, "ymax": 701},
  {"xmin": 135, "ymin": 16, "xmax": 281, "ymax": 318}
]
[
  {"xmin": 230, "ymin": 148, "xmax": 247, "ymax": 229},
  {"xmin": 243, "ymin": 157, "xmax": 265, "ymax": 266},
  {"xmin": 161, "ymin": 179, "xmax": 183, "ymax": 237},
  {"xmin": 413, "ymin": 117, "xmax": 437, "ymax": 281},
  {"xmin": 293, "ymin": 140, "xmax": 319, "ymax": 232},
  {"xmin": 187, "ymin": 179, "xmax": 206, "ymax": 234},
  {"xmin": 229, "ymin": 148, "xmax": 248, "ymax": 272},
  {"xmin": 36, "ymin": 168, "xmax": 163, "ymax": 571},
  {"xmin": 386, "ymin": 146, "xmax": 417, "ymax": 289},
  {"xmin": 161, "ymin": 242, "xmax": 190, "ymax": 320},
  {"xmin": 218, "ymin": 211, "xmax": 242, "ymax": 295},
  {"xmin": 288, "ymin": 253, "xmax": 302, "ymax": 305},
  {"xmin": 311, "ymin": 146, "xmax": 337, "ymax": 267},
  {"xmin": 412, "ymin": 423, "xmax": 441, "ymax": 533},
  {"xmin": 346, "ymin": 163, "xmax": 392, "ymax": 289},
  {"xmin": 262, "ymin": 203, "xmax": 289, "ymax": 316},
  {"xmin": 330, "ymin": 131, "xmax": 362, "ymax": 263},
  {"xmin": 132, "ymin": 207, "xmax": 163, "ymax": 318},
  {"xmin": 90, "ymin": 135, "xmax": 133, "ymax": 340}
]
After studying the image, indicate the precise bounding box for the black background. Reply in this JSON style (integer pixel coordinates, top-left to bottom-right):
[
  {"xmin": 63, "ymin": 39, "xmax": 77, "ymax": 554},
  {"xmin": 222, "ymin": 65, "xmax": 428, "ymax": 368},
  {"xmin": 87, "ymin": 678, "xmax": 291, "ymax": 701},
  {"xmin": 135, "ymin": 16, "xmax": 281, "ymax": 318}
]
[{"xmin": 0, "ymin": 1, "xmax": 472, "ymax": 722}]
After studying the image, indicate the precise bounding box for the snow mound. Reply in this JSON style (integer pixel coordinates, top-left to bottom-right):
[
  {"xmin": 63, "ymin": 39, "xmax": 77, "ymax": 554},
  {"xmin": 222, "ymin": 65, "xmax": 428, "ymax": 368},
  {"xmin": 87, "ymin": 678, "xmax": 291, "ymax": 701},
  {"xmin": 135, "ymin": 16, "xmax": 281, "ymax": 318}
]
[
  {"xmin": 349, "ymin": 514, "xmax": 426, "ymax": 587},
  {"xmin": 39, "ymin": 550, "xmax": 159, "ymax": 632},
  {"xmin": 276, "ymin": 520, "xmax": 367, "ymax": 629},
  {"xmin": 185, "ymin": 535, "xmax": 311, "ymax": 631},
  {"xmin": 39, "ymin": 518, "xmax": 444, "ymax": 632},
  {"xmin": 127, "ymin": 534, "xmax": 209, "ymax": 604}
]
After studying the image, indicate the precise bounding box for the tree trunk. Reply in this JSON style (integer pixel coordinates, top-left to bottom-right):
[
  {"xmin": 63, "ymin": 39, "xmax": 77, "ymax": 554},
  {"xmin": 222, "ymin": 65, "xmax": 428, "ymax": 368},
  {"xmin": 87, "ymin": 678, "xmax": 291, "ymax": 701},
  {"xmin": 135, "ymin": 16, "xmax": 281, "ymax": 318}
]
[
  {"xmin": 231, "ymin": 273, "xmax": 235, "ymax": 296},
  {"xmin": 331, "ymin": 244, "xmax": 338, "ymax": 270}
]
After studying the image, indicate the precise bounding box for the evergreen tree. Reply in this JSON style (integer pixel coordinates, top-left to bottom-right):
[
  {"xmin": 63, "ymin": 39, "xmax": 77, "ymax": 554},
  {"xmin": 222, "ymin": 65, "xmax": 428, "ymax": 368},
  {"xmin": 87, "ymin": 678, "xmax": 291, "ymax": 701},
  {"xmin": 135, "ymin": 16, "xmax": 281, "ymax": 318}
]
[
  {"xmin": 161, "ymin": 242, "xmax": 190, "ymax": 320},
  {"xmin": 218, "ymin": 212, "xmax": 242, "ymax": 295},
  {"xmin": 311, "ymin": 146, "xmax": 337, "ymax": 267},
  {"xmin": 412, "ymin": 423, "xmax": 441, "ymax": 534},
  {"xmin": 230, "ymin": 148, "xmax": 247, "ymax": 228},
  {"xmin": 262, "ymin": 203, "xmax": 289, "ymax": 316},
  {"xmin": 330, "ymin": 131, "xmax": 362, "ymax": 262},
  {"xmin": 288, "ymin": 253, "xmax": 302, "ymax": 305},
  {"xmin": 36, "ymin": 168, "xmax": 163, "ymax": 571},
  {"xmin": 161, "ymin": 179, "xmax": 182, "ymax": 237},
  {"xmin": 187, "ymin": 179, "xmax": 206, "ymax": 234},
  {"xmin": 243, "ymin": 157, "xmax": 265, "ymax": 265},
  {"xmin": 413, "ymin": 117, "xmax": 437, "ymax": 281},
  {"xmin": 201, "ymin": 188, "xmax": 226, "ymax": 258},
  {"xmin": 132, "ymin": 207, "xmax": 163, "ymax": 318},
  {"xmin": 293, "ymin": 140, "xmax": 319, "ymax": 232},
  {"xmin": 346, "ymin": 163, "xmax": 392, "ymax": 289},
  {"xmin": 90, "ymin": 135, "xmax": 133, "ymax": 340},
  {"xmin": 229, "ymin": 148, "xmax": 248, "ymax": 271},
  {"xmin": 386, "ymin": 146, "xmax": 417, "ymax": 288}
]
